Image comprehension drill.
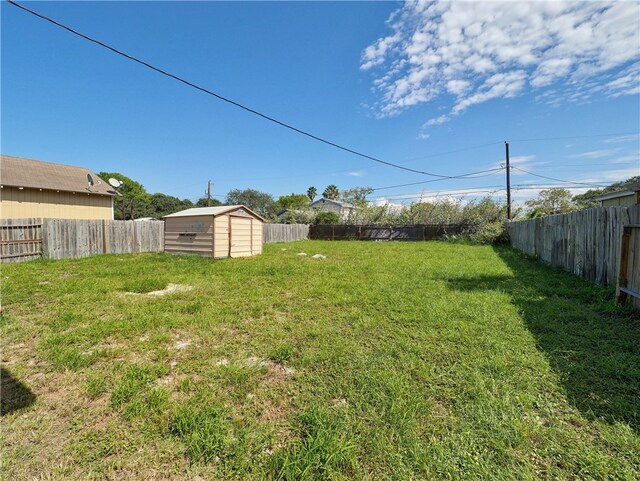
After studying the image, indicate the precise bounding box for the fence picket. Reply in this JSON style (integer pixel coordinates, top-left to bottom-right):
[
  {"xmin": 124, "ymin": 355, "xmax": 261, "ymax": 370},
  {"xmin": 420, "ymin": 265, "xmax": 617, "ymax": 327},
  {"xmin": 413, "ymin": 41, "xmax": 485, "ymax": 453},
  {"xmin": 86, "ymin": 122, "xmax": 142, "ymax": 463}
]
[
  {"xmin": 263, "ymin": 224, "xmax": 310, "ymax": 243},
  {"xmin": 508, "ymin": 206, "xmax": 633, "ymax": 286}
]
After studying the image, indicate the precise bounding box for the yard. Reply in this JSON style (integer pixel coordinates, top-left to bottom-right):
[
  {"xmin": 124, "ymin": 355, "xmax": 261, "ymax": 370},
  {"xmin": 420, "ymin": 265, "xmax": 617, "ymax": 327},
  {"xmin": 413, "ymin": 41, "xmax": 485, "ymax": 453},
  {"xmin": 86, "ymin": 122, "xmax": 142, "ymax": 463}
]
[{"xmin": 1, "ymin": 241, "xmax": 638, "ymax": 480}]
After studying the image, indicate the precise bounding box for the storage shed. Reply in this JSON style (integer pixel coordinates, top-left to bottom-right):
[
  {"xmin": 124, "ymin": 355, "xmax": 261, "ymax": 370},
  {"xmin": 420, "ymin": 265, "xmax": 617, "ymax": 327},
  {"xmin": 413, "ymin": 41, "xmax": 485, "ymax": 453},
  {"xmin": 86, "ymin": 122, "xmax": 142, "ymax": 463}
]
[{"xmin": 164, "ymin": 205, "xmax": 264, "ymax": 258}]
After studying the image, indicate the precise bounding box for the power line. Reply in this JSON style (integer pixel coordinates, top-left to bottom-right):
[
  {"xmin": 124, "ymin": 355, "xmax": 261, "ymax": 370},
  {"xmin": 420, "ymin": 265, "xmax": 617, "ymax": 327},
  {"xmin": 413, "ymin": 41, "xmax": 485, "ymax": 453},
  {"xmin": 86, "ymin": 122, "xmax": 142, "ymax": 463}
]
[
  {"xmin": 375, "ymin": 191, "xmax": 506, "ymax": 202},
  {"xmin": 539, "ymin": 161, "xmax": 637, "ymax": 167},
  {"xmin": 511, "ymin": 184, "xmax": 605, "ymax": 190},
  {"xmin": 510, "ymin": 166, "xmax": 611, "ymax": 187},
  {"xmin": 373, "ymin": 181, "xmax": 610, "ymax": 201},
  {"xmin": 372, "ymin": 167, "xmax": 505, "ymax": 191},
  {"xmin": 7, "ymin": 0, "xmax": 495, "ymax": 181},
  {"xmin": 509, "ymin": 132, "xmax": 639, "ymax": 143},
  {"xmin": 374, "ymin": 184, "xmax": 506, "ymax": 199}
]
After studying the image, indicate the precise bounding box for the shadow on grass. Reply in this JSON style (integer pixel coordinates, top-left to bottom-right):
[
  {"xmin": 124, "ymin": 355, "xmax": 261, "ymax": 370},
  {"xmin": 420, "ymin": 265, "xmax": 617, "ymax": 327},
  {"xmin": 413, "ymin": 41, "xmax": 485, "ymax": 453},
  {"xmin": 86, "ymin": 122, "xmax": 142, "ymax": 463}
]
[
  {"xmin": 1, "ymin": 367, "xmax": 36, "ymax": 416},
  {"xmin": 447, "ymin": 246, "xmax": 640, "ymax": 431}
]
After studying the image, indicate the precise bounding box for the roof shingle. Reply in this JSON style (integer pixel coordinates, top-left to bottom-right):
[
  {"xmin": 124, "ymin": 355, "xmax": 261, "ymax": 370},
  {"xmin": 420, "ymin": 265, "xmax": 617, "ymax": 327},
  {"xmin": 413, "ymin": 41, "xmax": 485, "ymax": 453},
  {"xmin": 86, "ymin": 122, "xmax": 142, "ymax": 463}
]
[{"xmin": 1, "ymin": 154, "xmax": 115, "ymax": 195}]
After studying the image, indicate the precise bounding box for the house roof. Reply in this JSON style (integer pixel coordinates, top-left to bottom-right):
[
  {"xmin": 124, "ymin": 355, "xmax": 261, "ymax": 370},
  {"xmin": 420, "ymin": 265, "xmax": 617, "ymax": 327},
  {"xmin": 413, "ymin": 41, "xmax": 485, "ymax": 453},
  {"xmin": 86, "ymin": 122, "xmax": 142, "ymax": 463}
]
[
  {"xmin": 594, "ymin": 184, "xmax": 640, "ymax": 202},
  {"xmin": 310, "ymin": 198, "xmax": 355, "ymax": 208},
  {"xmin": 164, "ymin": 205, "xmax": 265, "ymax": 221},
  {"xmin": 0, "ymin": 154, "xmax": 115, "ymax": 196}
]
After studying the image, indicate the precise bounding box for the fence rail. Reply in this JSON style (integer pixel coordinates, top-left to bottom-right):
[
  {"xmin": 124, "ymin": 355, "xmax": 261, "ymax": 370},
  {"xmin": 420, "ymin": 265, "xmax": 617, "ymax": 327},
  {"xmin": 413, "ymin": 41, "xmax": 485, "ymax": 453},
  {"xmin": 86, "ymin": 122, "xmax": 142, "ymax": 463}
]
[
  {"xmin": 1, "ymin": 219, "xmax": 164, "ymax": 262},
  {"xmin": 310, "ymin": 224, "xmax": 466, "ymax": 241},
  {"xmin": 264, "ymin": 224, "xmax": 310, "ymax": 243},
  {"xmin": 508, "ymin": 205, "xmax": 640, "ymax": 288}
]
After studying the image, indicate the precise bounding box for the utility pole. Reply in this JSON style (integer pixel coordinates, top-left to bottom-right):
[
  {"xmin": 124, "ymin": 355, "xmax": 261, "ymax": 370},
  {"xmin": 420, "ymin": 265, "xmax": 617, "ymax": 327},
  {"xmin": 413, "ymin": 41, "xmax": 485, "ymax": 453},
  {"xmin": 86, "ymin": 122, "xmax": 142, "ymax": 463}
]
[
  {"xmin": 207, "ymin": 180, "xmax": 212, "ymax": 207},
  {"xmin": 505, "ymin": 142, "xmax": 511, "ymax": 220}
]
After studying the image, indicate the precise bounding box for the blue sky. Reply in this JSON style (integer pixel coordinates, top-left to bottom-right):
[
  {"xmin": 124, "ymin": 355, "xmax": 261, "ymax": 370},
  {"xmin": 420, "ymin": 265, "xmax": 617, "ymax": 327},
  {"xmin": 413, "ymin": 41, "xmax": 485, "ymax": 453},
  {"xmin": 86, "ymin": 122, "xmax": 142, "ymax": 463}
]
[{"xmin": 2, "ymin": 1, "xmax": 639, "ymax": 206}]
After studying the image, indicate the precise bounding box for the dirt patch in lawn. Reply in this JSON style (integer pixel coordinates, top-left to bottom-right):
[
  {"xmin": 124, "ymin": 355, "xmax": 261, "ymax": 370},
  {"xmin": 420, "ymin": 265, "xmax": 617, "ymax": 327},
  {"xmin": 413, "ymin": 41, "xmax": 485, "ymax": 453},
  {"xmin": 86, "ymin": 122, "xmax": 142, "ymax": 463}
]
[{"xmin": 124, "ymin": 284, "xmax": 194, "ymax": 297}]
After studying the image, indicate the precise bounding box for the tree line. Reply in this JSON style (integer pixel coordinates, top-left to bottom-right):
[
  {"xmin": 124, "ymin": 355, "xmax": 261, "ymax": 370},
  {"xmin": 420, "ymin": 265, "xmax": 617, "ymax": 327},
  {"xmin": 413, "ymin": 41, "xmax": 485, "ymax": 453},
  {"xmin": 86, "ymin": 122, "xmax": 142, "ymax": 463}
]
[
  {"xmin": 98, "ymin": 171, "xmax": 360, "ymax": 221},
  {"xmin": 100, "ymin": 171, "xmax": 638, "ymax": 227}
]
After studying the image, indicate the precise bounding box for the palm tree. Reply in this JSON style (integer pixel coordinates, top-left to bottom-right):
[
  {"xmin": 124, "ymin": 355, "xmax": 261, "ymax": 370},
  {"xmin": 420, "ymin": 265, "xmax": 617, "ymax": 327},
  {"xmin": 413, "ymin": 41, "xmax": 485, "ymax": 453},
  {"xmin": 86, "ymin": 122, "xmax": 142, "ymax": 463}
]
[
  {"xmin": 307, "ymin": 186, "xmax": 317, "ymax": 202},
  {"xmin": 322, "ymin": 184, "xmax": 340, "ymax": 200}
]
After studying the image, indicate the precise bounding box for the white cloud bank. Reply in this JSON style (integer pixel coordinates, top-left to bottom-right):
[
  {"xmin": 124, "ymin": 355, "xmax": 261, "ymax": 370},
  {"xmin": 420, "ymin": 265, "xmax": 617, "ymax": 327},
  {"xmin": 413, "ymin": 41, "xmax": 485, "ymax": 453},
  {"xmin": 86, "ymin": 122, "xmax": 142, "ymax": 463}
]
[{"xmin": 361, "ymin": 1, "xmax": 640, "ymax": 128}]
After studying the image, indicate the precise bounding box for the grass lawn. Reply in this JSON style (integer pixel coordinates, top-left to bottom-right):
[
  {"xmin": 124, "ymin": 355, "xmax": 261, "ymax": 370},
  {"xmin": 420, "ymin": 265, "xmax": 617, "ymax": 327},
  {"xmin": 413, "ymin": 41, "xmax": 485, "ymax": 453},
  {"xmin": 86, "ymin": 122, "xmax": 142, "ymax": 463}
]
[{"xmin": 1, "ymin": 241, "xmax": 638, "ymax": 480}]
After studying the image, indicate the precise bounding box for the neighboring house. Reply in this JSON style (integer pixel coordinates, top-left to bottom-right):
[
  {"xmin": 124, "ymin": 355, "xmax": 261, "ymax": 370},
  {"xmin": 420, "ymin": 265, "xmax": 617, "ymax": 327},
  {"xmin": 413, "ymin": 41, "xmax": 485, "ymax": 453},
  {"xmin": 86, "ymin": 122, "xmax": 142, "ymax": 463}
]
[
  {"xmin": 0, "ymin": 154, "xmax": 115, "ymax": 219},
  {"xmin": 594, "ymin": 184, "xmax": 640, "ymax": 207},
  {"xmin": 310, "ymin": 198, "xmax": 355, "ymax": 220}
]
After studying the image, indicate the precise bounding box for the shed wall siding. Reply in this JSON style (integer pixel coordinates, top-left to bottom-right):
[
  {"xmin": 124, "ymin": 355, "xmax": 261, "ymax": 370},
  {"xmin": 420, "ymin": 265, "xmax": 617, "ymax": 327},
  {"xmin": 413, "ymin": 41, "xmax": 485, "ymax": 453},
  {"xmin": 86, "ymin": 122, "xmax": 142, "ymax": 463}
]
[
  {"xmin": 230, "ymin": 216, "xmax": 252, "ymax": 257},
  {"xmin": 214, "ymin": 215, "xmax": 230, "ymax": 258},
  {"xmin": 602, "ymin": 194, "xmax": 637, "ymax": 208},
  {"xmin": 164, "ymin": 215, "xmax": 213, "ymax": 256},
  {"xmin": 0, "ymin": 186, "xmax": 113, "ymax": 220},
  {"xmin": 252, "ymin": 219, "xmax": 262, "ymax": 254}
]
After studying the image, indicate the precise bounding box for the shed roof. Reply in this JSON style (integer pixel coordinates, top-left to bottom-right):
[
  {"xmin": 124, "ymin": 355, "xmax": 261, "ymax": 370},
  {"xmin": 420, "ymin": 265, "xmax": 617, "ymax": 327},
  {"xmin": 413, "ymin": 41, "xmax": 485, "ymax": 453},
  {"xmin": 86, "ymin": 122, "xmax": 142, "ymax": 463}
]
[
  {"xmin": 0, "ymin": 154, "xmax": 115, "ymax": 196},
  {"xmin": 594, "ymin": 184, "xmax": 640, "ymax": 202},
  {"xmin": 164, "ymin": 205, "xmax": 265, "ymax": 221}
]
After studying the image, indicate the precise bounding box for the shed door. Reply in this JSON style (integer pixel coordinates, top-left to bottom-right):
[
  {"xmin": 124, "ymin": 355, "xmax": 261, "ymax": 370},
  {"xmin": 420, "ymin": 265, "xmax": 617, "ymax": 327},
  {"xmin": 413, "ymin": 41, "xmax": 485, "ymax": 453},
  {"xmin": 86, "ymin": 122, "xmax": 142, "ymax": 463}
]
[{"xmin": 230, "ymin": 217, "xmax": 253, "ymax": 257}]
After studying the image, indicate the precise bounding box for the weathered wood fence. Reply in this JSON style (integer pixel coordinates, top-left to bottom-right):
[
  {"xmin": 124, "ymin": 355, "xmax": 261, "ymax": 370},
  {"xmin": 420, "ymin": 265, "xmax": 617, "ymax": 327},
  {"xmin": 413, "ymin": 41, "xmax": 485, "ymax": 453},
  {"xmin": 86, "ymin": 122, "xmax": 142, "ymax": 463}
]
[
  {"xmin": 508, "ymin": 205, "xmax": 640, "ymax": 289},
  {"xmin": 264, "ymin": 224, "xmax": 310, "ymax": 243},
  {"xmin": 310, "ymin": 224, "xmax": 466, "ymax": 241},
  {"xmin": 0, "ymin": 219, "xmax": 164, "ymax": 262},
  {"xmin": 617, "ymin": 220, "xmax": 640, "ymax": 309},
  {"xmin": 0, "ymin": 218, "xmax": 43, "ymax": 263}
]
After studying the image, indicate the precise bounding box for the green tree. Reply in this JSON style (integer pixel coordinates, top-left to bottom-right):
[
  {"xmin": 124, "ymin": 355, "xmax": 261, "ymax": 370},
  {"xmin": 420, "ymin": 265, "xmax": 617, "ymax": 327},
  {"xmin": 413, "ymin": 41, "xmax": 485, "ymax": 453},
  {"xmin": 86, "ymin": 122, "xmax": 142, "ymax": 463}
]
[
  {"xmin": 147, "ymin": 193, "xmax": 194, "ymax": 218},
  {"xmin": 277, "ymin": 194, "xmax": 309, "ymax": 210},
  {"xmin": 226, "ymin": 188, "xmax": 277, "ymax": 218},
  {"xmin": 195, "ymin": 197, "xmax": 223, "ymax": 208},
  {"xmin": 525, "ymin": 188, "xmax": 575, "ymax": 216},
  {"xmin": 307, "ymin": 186, "xmax": 318, "ymax": 202},
  {"xmin": 322, "ymin": 184, "xmax": 340, "ymax": 200},
  {"xmin": 98, "ymin": 172, "xmax": 151, "ymax": 220},
  {"xmin": 341, "ymin": 187, "xmax": 373, "ymax": 207}
]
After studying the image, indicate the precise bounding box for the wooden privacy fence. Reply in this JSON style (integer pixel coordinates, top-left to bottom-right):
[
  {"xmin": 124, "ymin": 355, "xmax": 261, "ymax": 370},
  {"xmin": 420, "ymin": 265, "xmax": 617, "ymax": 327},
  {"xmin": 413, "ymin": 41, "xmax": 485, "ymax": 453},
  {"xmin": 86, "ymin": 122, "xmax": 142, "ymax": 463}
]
[
  {"xmin": 264, "ymin": 223, "xmax": 310, "ymax": 243},
  {"xmin": 0, "ymin": 219, "xmax": 164, "ymax": 262},
  {"xmin": 508, "ymin": 205, "xmax": 640, "ymax": 288},
  {"xmin": 310, "ymin": 224, "xmax": 466, "ymax": 241},
  {"xmin": 0, "ymin": 218, "xmax": 43, "ymax": 263}
]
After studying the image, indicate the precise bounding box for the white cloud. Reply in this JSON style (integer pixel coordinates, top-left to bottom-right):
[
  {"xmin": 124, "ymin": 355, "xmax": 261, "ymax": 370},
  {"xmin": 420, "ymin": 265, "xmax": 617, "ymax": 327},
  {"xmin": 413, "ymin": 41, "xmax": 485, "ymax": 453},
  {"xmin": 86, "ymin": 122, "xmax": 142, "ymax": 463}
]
[
  {"xmin": 446, "ymin": 79, "xmax": 471, "ymax": 95},
  {"xmin": 346, "ymin": 171, "xmax": 365, "ymax": 177},
  {"xmin": 569, "ymin": 148, "xmax": 620, "ymax": 159},
  {"xmin": 488, "ymin": 154, "xmax": 537, "ymax": 171},
  {"xmin": 511, "ymin": 186, "xmax": 591, "ymax": 202},
  {"xmin": 603, "ymin": 133, "xmax": 640, "ymax": 144},
  {"xmin": 362, "ymin": 1, "xmax": 640, "ymax": 125},
  {"xmin": 609, "ymin": 155, "xmax": 639, "ymax": 164},
  {"xmin": 579, "ymin": 166, "xmax": 640, "ymax": 182}
]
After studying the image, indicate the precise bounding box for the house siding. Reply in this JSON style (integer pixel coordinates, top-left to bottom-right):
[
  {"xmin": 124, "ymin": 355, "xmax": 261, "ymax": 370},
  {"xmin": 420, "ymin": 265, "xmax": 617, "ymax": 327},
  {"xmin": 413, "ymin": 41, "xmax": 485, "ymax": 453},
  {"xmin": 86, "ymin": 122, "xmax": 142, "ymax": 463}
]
[{"xmin": 0, "ymin": 186, "xmax": 113, "ymax": 220}]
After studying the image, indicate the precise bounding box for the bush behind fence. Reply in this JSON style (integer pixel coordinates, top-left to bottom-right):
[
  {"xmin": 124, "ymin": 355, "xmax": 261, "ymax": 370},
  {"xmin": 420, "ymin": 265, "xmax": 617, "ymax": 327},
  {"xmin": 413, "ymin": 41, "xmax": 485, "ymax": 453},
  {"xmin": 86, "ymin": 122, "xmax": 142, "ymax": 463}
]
[{"xmin": 309, "ymin": 224, "xmax": 466, "ymax": 241}]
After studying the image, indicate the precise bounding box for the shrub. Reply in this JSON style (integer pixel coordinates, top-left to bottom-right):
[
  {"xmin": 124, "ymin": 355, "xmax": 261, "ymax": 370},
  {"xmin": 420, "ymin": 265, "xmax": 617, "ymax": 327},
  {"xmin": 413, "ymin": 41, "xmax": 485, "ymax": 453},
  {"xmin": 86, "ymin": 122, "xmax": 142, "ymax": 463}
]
[
  {"xmin": 465, "ymin": 221, "xmax": 510, "ymax": 245},
  {"xmin": 315, "ymin": 212, "xmax": 340, "ymax": 225}
]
